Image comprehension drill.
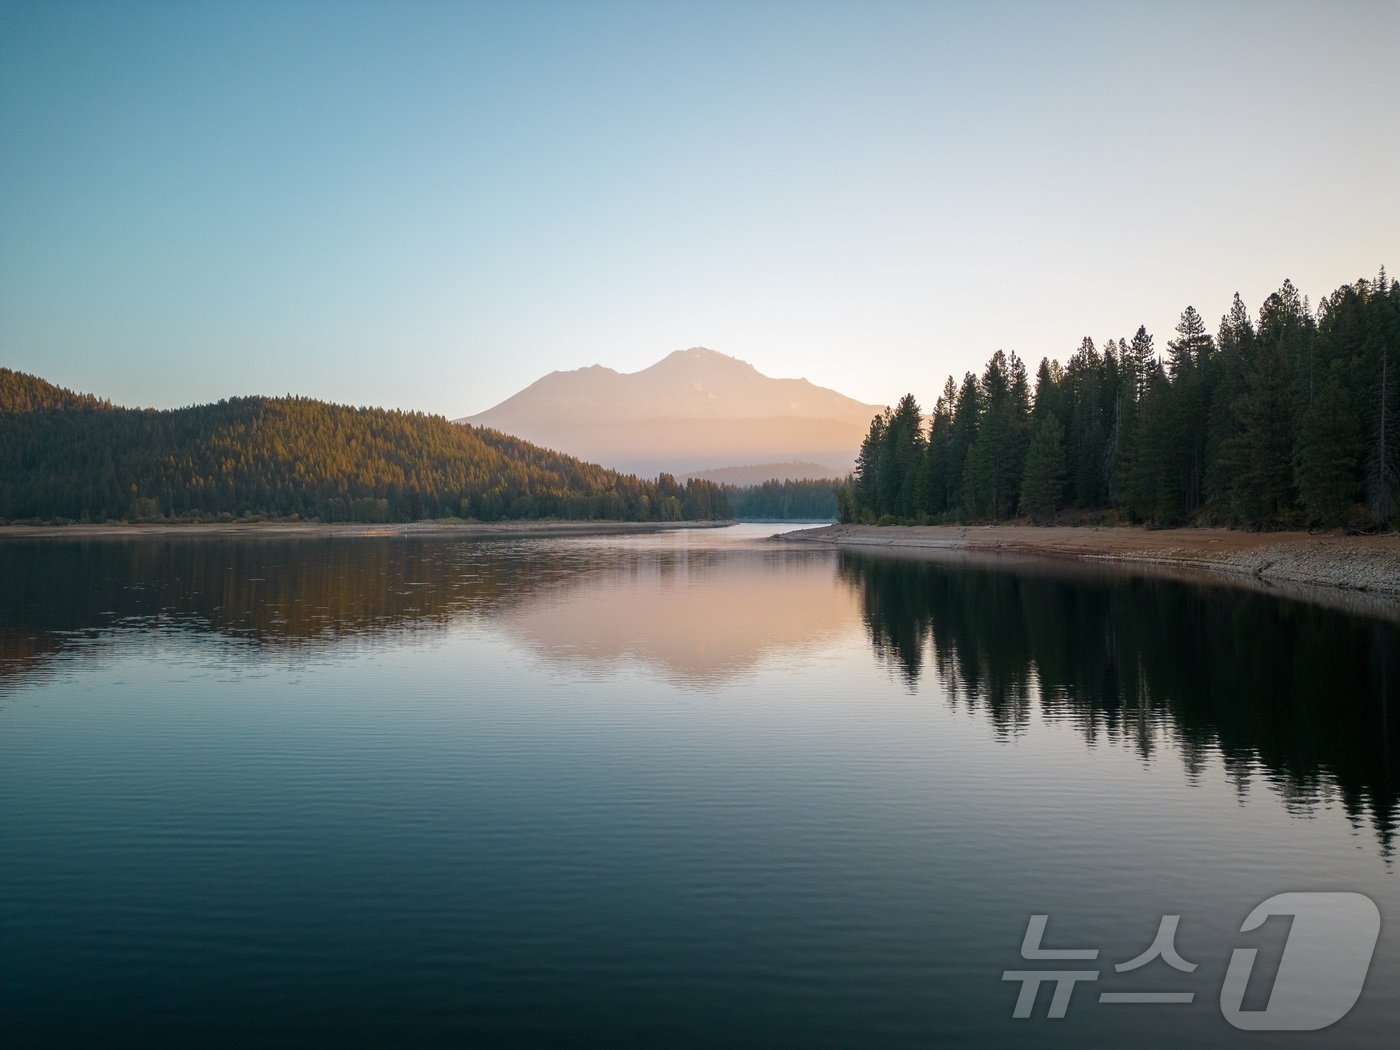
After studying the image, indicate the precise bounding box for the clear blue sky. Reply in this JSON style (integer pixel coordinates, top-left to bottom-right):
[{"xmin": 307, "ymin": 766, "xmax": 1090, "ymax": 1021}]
[{"xmin": 2, "ymin": 0, "xmax": 1396, "ymax": 417}]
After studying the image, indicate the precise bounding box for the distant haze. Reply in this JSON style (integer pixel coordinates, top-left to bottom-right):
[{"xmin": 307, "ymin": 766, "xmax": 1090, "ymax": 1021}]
[
  {"xmin": 460, "ymin": 348, "xmax": 880, "ymax": 476},
  {"xmin": 683, "ymin": 462, "xmax": 848, "ymax": 486}
]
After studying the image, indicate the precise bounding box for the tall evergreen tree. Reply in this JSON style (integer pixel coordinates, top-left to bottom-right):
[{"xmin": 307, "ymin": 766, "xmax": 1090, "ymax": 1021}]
[
  {"xmin": 1167, "ymin": 306, "xmax": 1212, "ymax": 378},
  {"xmin": 1112, "ymin": 327, "xmax": 1157, "ymax": 512},
  {"xmin": 1293, "ymin": 372, "xmax": 1361, "ymax": 525},
  {"xmin": 1125, "ymin": 326, "xmax": 1157, "ymax": 401},
  {"xmin": 853, "ymin": 410, "xmax": 888, "ymax": 519},
  {"xmin": 1366, "ymin": 339, "xmax": 1396, "ymax": 526},
  {"xmin": 964, "ymin": 351, "xmax": 1026, "ymax": 520},
  {"xmin": 948, "ymin": 372, "xmax": 982, "ymax": 517},
  {"xmin": 1008, "ymin": 350, "xmax": 1034, "ymax": 485},
  {"xmin": 1062, "ymin": 338, "xmax": 1104, "ymax": 507},
  {"xmin": 1129, "ymin": 364, "xmax": 1179, "ymax": 523},
  {"xmin": 1166, "ymin": 306, "xmax": 1214, "ymax": 516},
  {"xmin": 1229, "ymin": 338, "xmax": 1296, "ymax": 524},
  {"xmin": 921, "ymin": 378, "xmax": 957, "ymax": 517},
  {"xmin": 1204, "ymin": 293, "xmax": 1256, "ymax": 516},
  {"xmin": 883, "ymin": 393, "xmax": 926, "ymax": 519},
  {"xmin": 1020, "ymin": 415, "xmax": 1067, "ymax": 523}
]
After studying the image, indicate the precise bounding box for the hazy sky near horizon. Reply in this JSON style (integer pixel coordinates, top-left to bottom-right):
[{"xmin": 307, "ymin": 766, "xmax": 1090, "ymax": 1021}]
[{"xmin": 2, "ymin": 0, "xmax": 1396, "ymax": 417}]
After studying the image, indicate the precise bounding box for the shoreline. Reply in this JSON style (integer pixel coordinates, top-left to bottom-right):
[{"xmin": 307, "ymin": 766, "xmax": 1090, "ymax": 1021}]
[
  {"xmin": 780, "ymin": 523, "xmax": 1400, "ymax": 616},
  {"xmin": 0, "ymin": 519, "xmax": 736, "ymax": 541}
]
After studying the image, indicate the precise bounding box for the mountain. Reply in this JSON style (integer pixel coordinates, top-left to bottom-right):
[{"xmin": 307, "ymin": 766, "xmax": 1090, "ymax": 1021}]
[
  {"xmin": 458, "ymin": 347, "xmax": 883, "ymax": 476},
  {"xmin": 0, "ymin": 368, "xmax": 729, "ymax": 523}
]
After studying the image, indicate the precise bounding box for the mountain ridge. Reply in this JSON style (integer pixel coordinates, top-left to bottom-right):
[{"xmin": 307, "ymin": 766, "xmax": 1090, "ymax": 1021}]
[
  {"xmin": 459, "ymin": 347, "xmax": 881, "ymax": 476},
  {"xmin": 0, "ymin": 368, "xmax": 731, "ymax": 524}
]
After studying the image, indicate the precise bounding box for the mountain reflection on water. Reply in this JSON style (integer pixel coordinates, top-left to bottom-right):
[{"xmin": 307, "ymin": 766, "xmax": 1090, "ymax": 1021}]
[
  {"xmin": 2, "ymin": 532, "xmax": 1395, "ymax": 855},
  {"xmin": 0, "ymin": 536, "xmax": 850, "ymax": 690}
]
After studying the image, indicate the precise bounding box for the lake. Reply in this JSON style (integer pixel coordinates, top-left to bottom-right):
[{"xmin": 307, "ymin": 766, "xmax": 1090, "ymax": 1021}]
[{"xmin": 1, "ymin": 524, "xmax": 1396, "ymax": 1047}]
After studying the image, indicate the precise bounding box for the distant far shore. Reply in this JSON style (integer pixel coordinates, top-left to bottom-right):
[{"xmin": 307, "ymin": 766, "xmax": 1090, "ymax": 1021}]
[
  {"xmin": 0, "ymin": 519, "xmax": 736, "ymax": 541},
  {"xmin": 781, "ymin": 523, "xmax": 1400, "ymax": 613}
]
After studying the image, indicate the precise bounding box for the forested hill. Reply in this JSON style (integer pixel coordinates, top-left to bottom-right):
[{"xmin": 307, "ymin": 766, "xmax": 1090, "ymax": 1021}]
[
  {"xmin": 844, "ymin": 270, "xmax": 1399, "ymax": 530},
  {"xmin": 0, "ymin": 369, "xmax": 112, "ymax": 413},
  {"xmin": 0, "ymin": 370, "xmax": 730, "ymax": 524}
]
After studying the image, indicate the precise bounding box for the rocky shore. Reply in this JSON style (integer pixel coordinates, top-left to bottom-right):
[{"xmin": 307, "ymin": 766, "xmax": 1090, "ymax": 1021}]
[{"xmin": 781, "ymin": 523, "xmax": 1400, "ymax": 615}]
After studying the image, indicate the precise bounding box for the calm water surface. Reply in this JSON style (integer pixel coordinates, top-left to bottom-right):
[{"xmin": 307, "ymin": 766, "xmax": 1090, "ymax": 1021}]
[{"xmin": 1, "ymin": 524, "xmax": 1396, "ymax": 1047}]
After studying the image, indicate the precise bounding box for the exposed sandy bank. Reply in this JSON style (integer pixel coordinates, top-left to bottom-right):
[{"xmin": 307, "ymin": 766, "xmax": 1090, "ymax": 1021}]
[
  {"xmin": 781, "ymin": 523, "xmax": 1400, "ymax": 613},
  {"xmin": 0, "ymin": 519, "xmax": 735, "ymax": 541}
]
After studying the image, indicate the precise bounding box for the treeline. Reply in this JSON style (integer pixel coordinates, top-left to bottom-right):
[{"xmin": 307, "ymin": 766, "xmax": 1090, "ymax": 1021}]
[
  {"xmin": 843, "ymin": 270, "xmax": 1399, "ymax": 529},
  {"xmin": 727, "ymin": 477, "xmax": 843, "ymax": 519},
  {"xmin": 0, "ymin": 371, "xmax": 731, "ymax": 524}
]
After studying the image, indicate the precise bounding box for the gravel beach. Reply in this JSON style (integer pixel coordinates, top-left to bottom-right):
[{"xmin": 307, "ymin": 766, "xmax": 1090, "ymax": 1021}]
[{"xmin": 780, "ymin": 523, "xmax": 1400, "ymax": 614}]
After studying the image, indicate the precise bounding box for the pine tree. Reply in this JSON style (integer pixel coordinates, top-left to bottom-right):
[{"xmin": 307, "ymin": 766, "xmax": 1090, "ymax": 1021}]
[
  {"xmin": 948, "ymin": 373, "xmax": 981, "ymax": 518},
  {"xmin": 1126, "ymin": 326, "xmax": 1157, "ymax": 401},
  {"xmin": 1166, "ymin": 306, "xmax": 1213, "ymax": 516},
  {"xmin": 1229, "ymin": 339, "xmax": 1296, "ymax": 525},
  {"xmin": 964, "ymin": 352, "xmax": 1023, "ymax": 519},
  {"xmin": 1031, "ymin": 357, "xmax": 1063, "ymax": 423},
  {"xmin": 884, "ymin": 393, "xmax": 926, "ymax": 520},
  {"xmin": 1133, "ymin": 365, "xmax": 1179, "ymax": 523},
  {"xmin": 1293, "ymin": 373, "xmax": 1360, "ymax": 526},
  {"xmin": 1111, "ymin": 329, "xmax": 1156, "ymax": 513},
  {"xmin": 1061, "ymin": 338, "xmax": 1105, "ymax": 507},
  {"xmin": 1204, "ymin": 293, "xmax": 1255, "ymax": 516},
  {"xmin": 854, "ymin": 411, "xmax": 889, "ymax": 520},
  {"xmin": 1020, "ymin": 416, "xmax": 1067, "ymax": 523},
  {"xmin": 1008, "ymin": 350, "xmax": 1034, "ymax": 496},
  {"xmin": 1366, "ymin": 340, "xmax": 1396, "ymax": 526},
  {"xmin": 921, "ymin": 378, "xmax": 957, "ymax": 517},
  {"xmin": 1167, "ymin": 306, "xmax": 1212, "ymax": 378}
]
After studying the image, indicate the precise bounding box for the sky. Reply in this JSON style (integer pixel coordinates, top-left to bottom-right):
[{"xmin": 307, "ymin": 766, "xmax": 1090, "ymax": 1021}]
[{"xmin": 2, "ymin": 0, "xmax": 1396, "ymax": 418}]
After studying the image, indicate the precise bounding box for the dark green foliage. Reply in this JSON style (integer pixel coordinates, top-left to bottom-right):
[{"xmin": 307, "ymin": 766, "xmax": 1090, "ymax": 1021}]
[
  {"xmin": 1203, "ymin": 292, "xmax": 1255, "ymax": 517},
  {"xmin": 884, "ymin": 394, "xmax": 926, "ymax": 519},
  {"xmin": 1063, "ymin": 338, "xmax": 1107, "ymax": 507},
  {"xmin": 919, "ymin": 378, "xmax": 957, "ymax": 517},
  {"xmin": 947, "ymin": 372, "xmax": 981, "ymax": 515},
  {"xmin": 1314, "ymin": 270, "xmax": 1399, "ymax": 525},
  {"xmin": 1166, "ymin": 307, "xmax": 1213, "ymax": 515},
  {"xmin": 963, "ymin": 351, "xmax": 1029, "ymax": 520},
  {"xmin": 1167, "ymin": 306, "xmax": 1212, "ymax": 378},
  {"xmin": 1019, "ymin": 416, "xmax": 1066, "ymax": 522},
  {"xmin": 727, "ymin": 477, "xmax": 842, "ymax": 519},
  {"xmin": 1227, "ymin": 339, "xmax": 1296, "ymax": 524},
  {"xmin": 853, "ymin": 411, "xmax": 886, "ymax": 518},
  {"xmin": 844, "ymin": 271, "xmax": 1398, "ymax": 529},
  {"xmin": 0, "ymin": 378, "xmax": 731, "ymax": 524},
  {"xmin": 1125, "ymin": 364, "xmax": 1179, "ymax": 524},
  {"xmin": 1294, "ymin": 374, "xmax": 1360, "ymax": 525},
  {"xmin": 850, "ymin": 395, "xmax": 925, "ymax": 522},
  {"xmin": 1111, "ymin": 326, "xmax": 1157, "ymax": 511},
  {"xmin": 836, "ymin": 482, "xmax": 859, "ymax": 524},
  {"xmin": 1363, "ymin": 334, "xmax": 1397, "ymax": 526}
]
